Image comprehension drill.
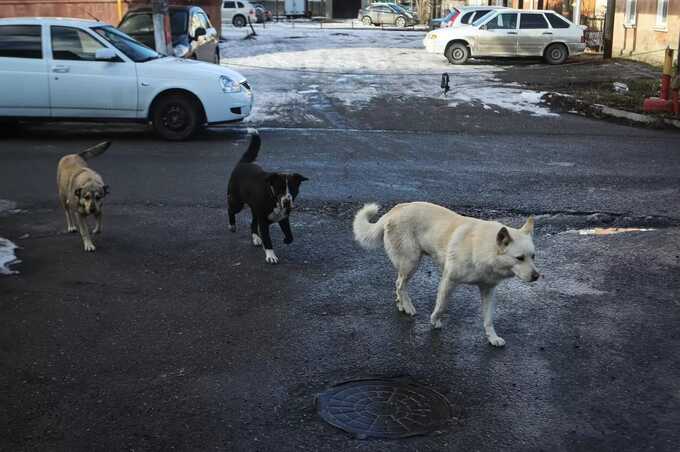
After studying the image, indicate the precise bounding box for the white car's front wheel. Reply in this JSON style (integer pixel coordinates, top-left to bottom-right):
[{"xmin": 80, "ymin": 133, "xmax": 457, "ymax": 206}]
[
  {"xmin": 395, "ymin": 16, "xmax": 406, "ymax": 27},
  {"xmin": 152, "ymin": 94, "xmax": 201, "ymax": 141},
  {"xmin": 445, "ymin": 42, "xmax": 470, "ymax": 65}
]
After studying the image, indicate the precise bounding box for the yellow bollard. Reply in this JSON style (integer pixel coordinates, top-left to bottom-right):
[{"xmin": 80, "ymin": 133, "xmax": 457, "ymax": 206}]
[
  {"xmin": 117, "ymin": 0, "xmax": 123, "ymax": 21},
  {"xmin": 661, "ymin": 48, "xmax": 674, "ymax": 99}
]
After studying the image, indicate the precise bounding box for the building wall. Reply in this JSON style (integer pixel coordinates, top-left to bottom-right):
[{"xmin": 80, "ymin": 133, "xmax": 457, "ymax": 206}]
[
  {"xmin": 613, "ymin": 0, "xmax": 679, "ymax": 64},
  {"xmin": 0, "ymin": 0, "xmax": 220, "ymax": 28}
]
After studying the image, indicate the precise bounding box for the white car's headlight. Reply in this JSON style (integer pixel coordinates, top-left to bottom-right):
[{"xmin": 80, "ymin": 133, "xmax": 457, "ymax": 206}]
[
  {"xmin": 174, "ymin": 44, "xmax": 190, "ymax": 58},
  {"xmin": 219, "ymin": 75, "xmax": 242, "ymax": 93},
  {"xmin": 429, "ymin": 33, "xmax": 438, "ymax": 40}
]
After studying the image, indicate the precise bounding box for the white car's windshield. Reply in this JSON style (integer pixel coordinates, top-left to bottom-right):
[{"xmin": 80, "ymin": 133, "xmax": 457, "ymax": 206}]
[{"xmin": 93, "ymin": 25, "xmax": 162, "ymax": 62}]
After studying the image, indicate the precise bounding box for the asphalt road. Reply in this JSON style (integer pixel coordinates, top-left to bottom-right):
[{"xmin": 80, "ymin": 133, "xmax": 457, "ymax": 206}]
[{"xmin": 1, "ymin": 110, "xmax": 680, "ymax": 451}]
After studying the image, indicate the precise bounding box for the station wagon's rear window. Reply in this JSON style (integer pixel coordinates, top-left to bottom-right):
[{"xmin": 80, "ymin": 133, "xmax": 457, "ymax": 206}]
[
  {"xmin": 545, "ymin": 12, "xmax": 570, "ymax": 28},
  {"xmin": 0, "ymin": 25, "xmax": 42, "ymax": 59}
]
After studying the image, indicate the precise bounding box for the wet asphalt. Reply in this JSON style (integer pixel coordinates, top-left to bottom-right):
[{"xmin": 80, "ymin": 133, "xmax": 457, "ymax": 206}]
[{"xmin": 1, "ymin": 100, "xmax": 680, "ymax": 451}]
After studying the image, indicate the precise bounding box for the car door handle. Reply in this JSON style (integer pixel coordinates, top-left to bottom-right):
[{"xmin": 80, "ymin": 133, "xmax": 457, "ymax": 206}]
[
  {"xmin": 542, "ymin": 32, "xmax": 553, "ymax": 35},
  {"xmin": 52, "ymin": 65, "xmax": 70, "ymax": 73},
  {"xmin": 507, "ymin": 31, "xmax": 518, "ymax": 35}
]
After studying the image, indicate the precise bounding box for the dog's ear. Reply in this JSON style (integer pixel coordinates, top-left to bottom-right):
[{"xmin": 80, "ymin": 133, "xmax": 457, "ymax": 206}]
[
  {"xmin": 74, "ymin": 188, "xmax": 82, "ymax": 198},
  {"xmin": 290, "ymin": 173, "xmax": 308, "ymax": 186},
  {"xmin": 102, "ymin": 185, "xmax": 110, "ymax": 196},
  {"xmin": 497, "ymin": 227, "xmax": 512, "ymax": 249},
  {"xmin": 520, "ymin": 216, "xmax": 534, "ymax": 235}
]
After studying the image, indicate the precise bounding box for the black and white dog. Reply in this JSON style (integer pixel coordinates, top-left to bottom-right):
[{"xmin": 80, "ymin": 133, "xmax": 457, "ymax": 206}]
[{"xmin": 227, "ymin": 129, "xmax": 308, "ymax": 264}]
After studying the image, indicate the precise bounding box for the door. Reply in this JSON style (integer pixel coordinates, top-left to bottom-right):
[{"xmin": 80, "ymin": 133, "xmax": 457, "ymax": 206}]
[
  {"xmin": 517, "ymin": 13, "xmax": 551, "ymax": 56},
  {"xmin": 475, "ymin": 12, "xmax": 518, "ymax": 56},
  {"xmin": 0, "ymin": 24, "xmax": 50, "ymax": 117},
  {"xmin": 198, "ymin": 12, "xmax": 218, "ymax": 62},
  {"xmin": 222, "ymin": 1, "xmax": 236, "ymax": 21},
  {"xmin": 49, "ymin": 26, "xmax": 138, "ymax": 118}
]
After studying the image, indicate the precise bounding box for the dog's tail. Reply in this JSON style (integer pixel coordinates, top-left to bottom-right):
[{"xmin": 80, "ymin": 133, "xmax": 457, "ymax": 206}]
[
  {"xmin": 239, "ymin": 128, "xmax": 261, "ymax": 163},
  {"xmin": 353, "ymin": 203, "xmax": 386, "ymax": 250},
  {"xmin": 79, "ymin": 142, "xmax": 111, "ymax": 160}
]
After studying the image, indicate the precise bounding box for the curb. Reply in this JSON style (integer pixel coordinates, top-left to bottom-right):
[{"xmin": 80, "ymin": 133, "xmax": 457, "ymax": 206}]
[{"xmin": 542, "ymin": 92, "xmax": 680, "ymax": 130}]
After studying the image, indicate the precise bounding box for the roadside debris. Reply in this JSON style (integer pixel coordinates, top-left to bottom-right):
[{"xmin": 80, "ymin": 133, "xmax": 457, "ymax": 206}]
[
  {"xmin": 612, "ymin": 82, "xmax": 629, "ymax": 94},
  {"xmin": 566, "ymin": 227, "xmax": 655, "ymax": 236},
  {"xmin": 0, "ymin": 237, "xmax": 20, "ymax": 275}
]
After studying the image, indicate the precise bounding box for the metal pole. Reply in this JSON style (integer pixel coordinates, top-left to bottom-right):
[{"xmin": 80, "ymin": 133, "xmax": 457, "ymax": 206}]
[
  {"xmin": 602, "ymin": 0, "xmax": 616, "ymax": 59},
  {"xmin": 116, "ymin": 0, "xmax": 124, "ymax": 21},
  {"xmin": 151, "ymin": 0, "xmax": 169, "ymax": 54}
]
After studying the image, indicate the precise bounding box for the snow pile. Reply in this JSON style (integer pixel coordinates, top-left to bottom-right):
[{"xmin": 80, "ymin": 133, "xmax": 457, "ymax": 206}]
[
  {"xmin": 0, "ymin": 237, "xmax": 20, "ymax": 275},
  {"xmin": 220, "ymin": 23, "xmax": 556, "ymax": 122}
]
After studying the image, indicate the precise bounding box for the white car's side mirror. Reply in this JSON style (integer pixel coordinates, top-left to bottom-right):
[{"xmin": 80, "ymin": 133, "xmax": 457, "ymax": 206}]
[
  {"xmin": 480, "ymin": 24, "xmax": 487, "ymax": 30},
  {"xmin": 95, "ymin": 48, "xmax": 117, "ymax": 61}
]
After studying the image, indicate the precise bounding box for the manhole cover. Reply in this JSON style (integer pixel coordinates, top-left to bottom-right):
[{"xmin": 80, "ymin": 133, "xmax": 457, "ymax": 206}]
[{"xmin": 317, "ymin": 377, "xmax": 452, "ymax": 439}]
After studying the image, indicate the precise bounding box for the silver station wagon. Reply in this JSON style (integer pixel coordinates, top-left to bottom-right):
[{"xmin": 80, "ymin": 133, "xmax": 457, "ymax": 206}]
[{"xmin": 424, "ymin": 9, "xmax": 586, "ymax": 65}]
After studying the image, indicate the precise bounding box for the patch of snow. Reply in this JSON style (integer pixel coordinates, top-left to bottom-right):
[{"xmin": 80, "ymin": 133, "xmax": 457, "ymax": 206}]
[
  {"xmin": 220, "ymin": 23, "xmax": 557, "ymax": 122},
  {"xmin": 0, "ymin": 237, "xmax": 20, "ymax": 275}
]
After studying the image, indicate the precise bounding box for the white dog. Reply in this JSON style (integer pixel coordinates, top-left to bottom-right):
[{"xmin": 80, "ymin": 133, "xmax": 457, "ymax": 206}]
[{"xmin": 353, "ymin": 202, "xmax": 540, "ymax": 347}]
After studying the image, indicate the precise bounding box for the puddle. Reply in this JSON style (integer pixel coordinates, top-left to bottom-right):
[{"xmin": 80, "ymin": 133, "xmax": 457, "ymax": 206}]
[
  {"xmin": 0, "ymin": 237, "xmax": 20, "ymax": 275},
  {"xmin": 565, "ymin": 227, "xmax": 655, "ymax": 236}
]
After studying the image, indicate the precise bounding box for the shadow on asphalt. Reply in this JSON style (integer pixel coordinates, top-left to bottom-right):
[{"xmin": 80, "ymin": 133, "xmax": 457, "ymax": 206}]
[{"xmin": 0, "ymin": 122, "xmax": 253, "ymax": 143}]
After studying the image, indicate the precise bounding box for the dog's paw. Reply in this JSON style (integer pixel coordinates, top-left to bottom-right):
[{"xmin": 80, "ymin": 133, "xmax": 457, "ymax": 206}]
[
  {"xmin": 229, "ymin": 224, "xmax": 236, "ymax": 233},
  {"xmin": 487, "ymin": 336, "xmax": 506, "ymax": 347},
  {"xmin": 430, "ymin": 314, "xmax": 442, "ymax": 329},
  {"xmin": 67, "ymin": 226, "xmax": 77, "ymax": 233},
  {"xmin": 402, "ymin": 301, "xmax": 417, "ymax": 316},
  {"xmin": 264, "ymin": 249, "xmax": 279, "ymax": 264},
  {"xmin": 283, "ymin": 236, "xmax": 293, "ymax": 245},
  {"xmin": 83, "ymin": 242, "xmax": 96, "ymax": 252},
  {"xmin": 252, "ymin": 234, "xmax": 262, "ymax": 246}
]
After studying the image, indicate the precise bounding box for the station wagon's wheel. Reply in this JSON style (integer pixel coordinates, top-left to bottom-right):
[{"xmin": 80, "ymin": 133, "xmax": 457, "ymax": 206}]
[
  {"xmin": 445, "ymin": 42, "xmax": 469, "ymax": 64},
  {"xmin": 361, "ymin": 16, "xmax": 372, "ymax": 26},
  {"xmin": 544, "ymin": 43, "xmax": 568, "ymax": 65},
  {"xmin": 395, "ymin": 16, "xmax": 406, "ymax": 27},
  {"xmin": 233, "ymin": 15, "xmax": 246, "ymax": 27},
  {"xmin": 152, "ymin": 94, "xmax": 201, "ymax": 141}
]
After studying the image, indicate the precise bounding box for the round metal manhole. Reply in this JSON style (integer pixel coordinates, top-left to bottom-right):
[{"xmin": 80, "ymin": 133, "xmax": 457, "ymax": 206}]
[{"xmin": 317, "ymin": 377, "xmax": 453, "ymax": 439}]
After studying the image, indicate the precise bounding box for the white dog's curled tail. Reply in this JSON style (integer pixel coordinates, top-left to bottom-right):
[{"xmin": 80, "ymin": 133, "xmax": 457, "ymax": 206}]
[{"xmin": 353, "ymin": 203, "xmax": 385, "ymax": 250}]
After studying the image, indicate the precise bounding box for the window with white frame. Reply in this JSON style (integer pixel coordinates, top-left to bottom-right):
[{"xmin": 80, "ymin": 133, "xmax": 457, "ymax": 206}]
[
  {"xmin": 656, "ymin": 0, "xmax": 669, "ymax": 28},
  {"xmin": 624, "ymin": 0, "xmax": 637, "ymax": 26}
]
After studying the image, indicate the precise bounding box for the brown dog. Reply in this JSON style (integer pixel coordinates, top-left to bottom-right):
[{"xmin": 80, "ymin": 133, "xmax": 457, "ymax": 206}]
[{"xmin": 57, "ymin": 142, "xmax": 110, "ymax": 252}]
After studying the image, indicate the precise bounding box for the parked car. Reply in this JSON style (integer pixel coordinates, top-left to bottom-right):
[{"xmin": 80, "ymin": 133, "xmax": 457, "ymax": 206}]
[
  {"xmin": 118, "ymin": 5, "xmax": 219, "ymax": 64},
  {"xmin": 358, "ymin": 2, "xmax": 417, "ymax": 27},
  {"xmin": 440, "ymin": 6, "xmax": 509, "ymax": 28},
  {"xmin": 424, "ymin": 9, "xmax": 586, "ymax": 65},
  {"xmin": 0, "ymin": 17, "xmax": 253, "ymax": 140},
  {"xmin": 252, "ymin": 3, "xmax": 273, "ymax": 22},
  {"xmin": 222, "ymin": 0, "xmax": 258, "ymax": 27}
]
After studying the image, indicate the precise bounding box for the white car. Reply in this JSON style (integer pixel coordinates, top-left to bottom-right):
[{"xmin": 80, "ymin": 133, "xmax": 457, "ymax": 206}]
[
  {"xmin": 221, "ymin": 0, "xmax": 258, "ymax": 28},
  {"xmin": 0, "ymin": 17, "xmax": 253, "ymax": 140},
  {"xmin": 424, "ymin": 9, "xmax": 586, "ymax": 65}
]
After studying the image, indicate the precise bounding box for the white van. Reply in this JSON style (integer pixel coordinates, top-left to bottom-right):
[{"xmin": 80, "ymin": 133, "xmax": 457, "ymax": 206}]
[{"xmin": 221, "ymin": 0, "xmax": 258, "ymax": 27}]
